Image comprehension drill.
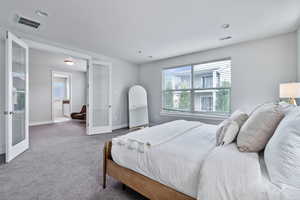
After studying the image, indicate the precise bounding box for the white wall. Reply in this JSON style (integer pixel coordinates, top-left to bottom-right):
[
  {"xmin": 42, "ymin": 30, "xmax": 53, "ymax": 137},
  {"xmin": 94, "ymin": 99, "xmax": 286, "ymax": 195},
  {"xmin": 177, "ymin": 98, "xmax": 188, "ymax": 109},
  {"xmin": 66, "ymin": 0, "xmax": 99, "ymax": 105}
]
[
  {"xmin": 29, "ymin": 49, "xmax": 87, "ymax": 124},
  {"xmin": 297, "ymin": 28, "xmax": 300, "ymax": 81},
  {"xmin": 139, "ymin": 32, "xmax": 298, "ymax": 125},
  {"xmin": 110, "ymin": 60, "xmax": 139, "ymax": 128}
]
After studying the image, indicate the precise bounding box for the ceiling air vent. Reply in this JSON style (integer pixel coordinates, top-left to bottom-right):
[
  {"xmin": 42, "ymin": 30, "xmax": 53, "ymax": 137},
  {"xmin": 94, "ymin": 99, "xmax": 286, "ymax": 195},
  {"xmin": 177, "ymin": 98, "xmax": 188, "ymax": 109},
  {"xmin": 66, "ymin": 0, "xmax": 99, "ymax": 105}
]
[{"xmin": 17, "ymin": 16, "xmax": 40, "ymax": 29}]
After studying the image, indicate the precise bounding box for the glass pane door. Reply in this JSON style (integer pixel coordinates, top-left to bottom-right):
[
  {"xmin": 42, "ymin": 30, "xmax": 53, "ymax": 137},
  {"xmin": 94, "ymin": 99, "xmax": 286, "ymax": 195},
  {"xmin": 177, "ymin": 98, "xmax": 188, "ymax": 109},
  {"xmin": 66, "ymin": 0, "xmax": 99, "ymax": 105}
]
[
  {"xmin": 93, "ymin": 64, "xmax": 109, "ymax": 126},
  {"xmin": 87, "ymin": 62, "xmax": 112, "ymax": 134},
  {"xmin": 12, "ymin": 41, "xmax": 26, "ymax": 146},
  {"xmin": 5, "ymin": 32, "xmax": 29, "ymax": 162}
]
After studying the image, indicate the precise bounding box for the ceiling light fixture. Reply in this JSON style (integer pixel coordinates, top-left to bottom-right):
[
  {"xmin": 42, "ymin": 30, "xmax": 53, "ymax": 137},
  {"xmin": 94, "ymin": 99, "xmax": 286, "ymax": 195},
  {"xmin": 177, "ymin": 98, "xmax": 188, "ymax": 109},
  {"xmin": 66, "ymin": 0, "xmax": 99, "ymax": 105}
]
[
  {"xmin": 222, "ymin": 24, "xmax": 230, "ymax": 29},
  {"xmin": 138, "ymin": 50, "xmax": 142, "ymax": 54},
  {"xmin": 219, "ymin": 36, "xmax": 232, "ymax": 41},
  {"xmin": 64, "ymin": 57, "xmax": 74, "ymax": 66},
  {"xmin": 35, "ymin": 9, "xmax": 48, "ymax": 17}
]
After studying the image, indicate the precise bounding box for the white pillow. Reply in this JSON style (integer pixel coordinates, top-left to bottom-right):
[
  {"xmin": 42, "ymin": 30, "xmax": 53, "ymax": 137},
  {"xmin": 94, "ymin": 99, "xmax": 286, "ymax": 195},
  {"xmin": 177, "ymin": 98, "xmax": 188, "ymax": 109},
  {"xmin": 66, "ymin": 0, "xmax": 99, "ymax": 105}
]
[
  {"xmin": 216, "ymin": 119, "xmax": 239, "ymax": 146},
  {"xmin": 264, "ymin": 107, "xmax": 300, "ymax": 190},
  {"xmin": 216, "ymin": 110, "xmax": 248, "ymax": 146},
  {"xmin": 222, "ymin": 120, "xmax": 240, "ymax": 145}
]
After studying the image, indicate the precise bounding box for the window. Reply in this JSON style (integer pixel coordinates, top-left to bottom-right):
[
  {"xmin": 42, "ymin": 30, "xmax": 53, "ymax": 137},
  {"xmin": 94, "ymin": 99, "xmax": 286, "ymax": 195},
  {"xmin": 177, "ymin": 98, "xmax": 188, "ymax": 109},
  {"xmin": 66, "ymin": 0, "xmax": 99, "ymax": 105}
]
[
  {"xmin": 53, "ymin": 77, "xmax": 69, "ymax": 100},
  {"xmin": 162, "ymin": 59, "xmax": 231, "ymax": 116}
]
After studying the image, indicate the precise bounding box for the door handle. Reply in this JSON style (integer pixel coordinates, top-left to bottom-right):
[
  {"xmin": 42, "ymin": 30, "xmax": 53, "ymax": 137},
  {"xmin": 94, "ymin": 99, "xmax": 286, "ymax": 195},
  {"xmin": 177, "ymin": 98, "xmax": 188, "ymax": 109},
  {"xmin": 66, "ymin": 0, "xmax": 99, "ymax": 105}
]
[{"xmin": 3, "ymin": 111, "xmax": 15, "ymax": 115}]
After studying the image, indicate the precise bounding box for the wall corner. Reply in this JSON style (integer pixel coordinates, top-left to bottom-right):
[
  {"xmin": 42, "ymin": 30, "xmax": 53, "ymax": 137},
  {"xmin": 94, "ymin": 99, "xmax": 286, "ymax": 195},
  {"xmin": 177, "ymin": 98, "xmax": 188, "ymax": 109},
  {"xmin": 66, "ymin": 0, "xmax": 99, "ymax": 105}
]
[{"xmin": 297, "ymin": 28, "xmax": 300, "ymax": 81}]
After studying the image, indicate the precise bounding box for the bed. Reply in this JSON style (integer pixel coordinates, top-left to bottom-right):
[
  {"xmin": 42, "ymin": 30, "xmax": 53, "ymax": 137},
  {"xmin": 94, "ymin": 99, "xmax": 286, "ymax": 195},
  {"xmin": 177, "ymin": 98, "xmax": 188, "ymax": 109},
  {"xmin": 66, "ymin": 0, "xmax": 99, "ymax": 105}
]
[{"xmin": 102, "ymin": 120, "xmax": 281, "ymax": 200}]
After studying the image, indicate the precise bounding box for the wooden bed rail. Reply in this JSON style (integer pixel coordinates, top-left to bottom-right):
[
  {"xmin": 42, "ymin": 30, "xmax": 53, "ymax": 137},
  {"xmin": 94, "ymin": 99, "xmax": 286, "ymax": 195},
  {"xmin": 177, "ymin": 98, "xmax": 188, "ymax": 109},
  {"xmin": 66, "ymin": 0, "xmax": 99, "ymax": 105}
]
[
  {"xmin": 102, "ymin": 140, "xmax": 195, "ymax": 200},
  {"xmin": 103, "ymin": 141, "xmax": 112, "ymax": 189}
]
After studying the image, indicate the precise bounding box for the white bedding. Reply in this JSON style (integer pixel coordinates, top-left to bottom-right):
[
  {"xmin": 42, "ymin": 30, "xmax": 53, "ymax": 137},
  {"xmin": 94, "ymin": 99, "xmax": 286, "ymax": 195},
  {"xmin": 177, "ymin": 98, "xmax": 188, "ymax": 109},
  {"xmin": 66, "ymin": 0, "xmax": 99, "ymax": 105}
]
[
  {"xmin": 112, "ymin": 120, "xmax": 202, "ymax": 153},
  {"xmin": 197, "ymin": 143, "xmax": 282, "ymax": 200},
  {"xmin": 260, "ymin": 155, "xmax": 282, "ymax": 200},
  {"xmin": 111, "ymin": 120, "xmax": 286, "ymax": 199},
  {"xmin": 112, "ymin": 121, "xmax": 217, "ymax": 198}
]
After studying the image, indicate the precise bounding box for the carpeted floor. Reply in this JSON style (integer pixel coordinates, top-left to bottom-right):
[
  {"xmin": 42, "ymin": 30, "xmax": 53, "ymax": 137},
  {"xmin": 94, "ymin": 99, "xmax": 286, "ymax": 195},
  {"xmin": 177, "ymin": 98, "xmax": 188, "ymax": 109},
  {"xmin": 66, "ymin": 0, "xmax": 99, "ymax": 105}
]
[{"xmin": 0, "ymin": 121, "xmax": 147, "ymax": 200}]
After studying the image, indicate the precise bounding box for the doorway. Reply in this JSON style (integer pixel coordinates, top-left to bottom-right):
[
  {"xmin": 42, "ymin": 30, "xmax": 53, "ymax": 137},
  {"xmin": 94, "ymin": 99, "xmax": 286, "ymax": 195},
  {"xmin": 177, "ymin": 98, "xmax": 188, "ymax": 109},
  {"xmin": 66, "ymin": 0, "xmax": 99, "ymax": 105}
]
[
  {"xmin": 52, "ymin": 71, "xmax": 72, "ymax": 123},
  {"xmin": 5, "ymin": 31, "xmax": 113, "ymax": 163}
]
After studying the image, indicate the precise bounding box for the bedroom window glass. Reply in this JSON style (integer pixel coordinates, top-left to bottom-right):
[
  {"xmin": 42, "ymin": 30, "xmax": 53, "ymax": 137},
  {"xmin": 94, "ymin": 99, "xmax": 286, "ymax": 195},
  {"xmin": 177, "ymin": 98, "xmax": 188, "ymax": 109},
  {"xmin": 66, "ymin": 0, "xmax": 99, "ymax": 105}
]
[
  {"xmin": 162, "ymin": 59, "xmax": 231, "ymax": 115},
  {"xmin": 53, "ymin": 78, "xmax": 67, "ymax": 100}
]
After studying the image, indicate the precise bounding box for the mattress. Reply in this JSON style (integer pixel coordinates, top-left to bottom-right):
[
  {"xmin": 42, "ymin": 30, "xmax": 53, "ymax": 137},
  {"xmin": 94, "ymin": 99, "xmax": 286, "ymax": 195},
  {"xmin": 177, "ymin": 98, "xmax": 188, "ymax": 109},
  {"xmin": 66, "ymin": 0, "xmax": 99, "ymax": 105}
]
[{"xmin": 111, "ymin": 123, "xmax": 217, "ymax": 198}]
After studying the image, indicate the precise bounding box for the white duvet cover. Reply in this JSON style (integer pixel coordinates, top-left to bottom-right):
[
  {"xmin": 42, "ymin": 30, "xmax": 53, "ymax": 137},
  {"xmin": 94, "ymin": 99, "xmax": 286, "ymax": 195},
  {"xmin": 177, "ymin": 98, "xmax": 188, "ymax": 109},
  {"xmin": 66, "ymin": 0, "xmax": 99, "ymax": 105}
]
[
  {"xmin": 111, "ymin": 120, "xmax": 284, "ymax": 200},
  {"xmin": 197, "ymin": 144, "xmax": 282, "ymax": 200},
  {"xmin": 112, "ymin": 121, "xmax": 217, "ymax": 198}
]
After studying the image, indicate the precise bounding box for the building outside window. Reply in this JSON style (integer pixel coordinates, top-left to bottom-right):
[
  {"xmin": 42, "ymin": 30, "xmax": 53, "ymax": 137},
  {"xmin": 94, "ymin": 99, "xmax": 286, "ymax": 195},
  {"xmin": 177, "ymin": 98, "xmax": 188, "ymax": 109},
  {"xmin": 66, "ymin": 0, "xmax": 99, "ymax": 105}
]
[{"xmin": 162, "ymin": 59, "xmax": 231, "ymax": 116}]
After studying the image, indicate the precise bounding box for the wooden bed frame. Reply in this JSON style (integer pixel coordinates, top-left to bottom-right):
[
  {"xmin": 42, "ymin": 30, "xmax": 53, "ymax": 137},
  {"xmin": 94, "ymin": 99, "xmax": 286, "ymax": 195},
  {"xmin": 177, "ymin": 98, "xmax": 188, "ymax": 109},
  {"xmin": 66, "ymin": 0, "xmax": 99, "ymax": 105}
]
[{"xmin": 103, "ymin": 141, "xmax": 195, "ymax": 200}]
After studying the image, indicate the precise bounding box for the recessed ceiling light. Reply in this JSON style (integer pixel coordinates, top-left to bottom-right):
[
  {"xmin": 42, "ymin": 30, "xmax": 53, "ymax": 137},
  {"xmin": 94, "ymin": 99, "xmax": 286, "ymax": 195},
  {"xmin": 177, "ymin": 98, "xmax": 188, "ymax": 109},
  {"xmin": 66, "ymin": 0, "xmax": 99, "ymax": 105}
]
[
  {"xmin": 35, "ymin": 10, "xmax": 48, "ymax": 17},
  {"xmin": 219, "ymin": 36, "xmax": 232, "ymax": 41},
  {"xmin": 138, "ymin": 50, "xmax": 142, "ymax": 54},
  {"xmin": 222, "ymin": 24, "xmax": 230, "ymax": 29},
  {"xmin": 64, "ymin": 57, "xmax": 74, "ymax": 66}
]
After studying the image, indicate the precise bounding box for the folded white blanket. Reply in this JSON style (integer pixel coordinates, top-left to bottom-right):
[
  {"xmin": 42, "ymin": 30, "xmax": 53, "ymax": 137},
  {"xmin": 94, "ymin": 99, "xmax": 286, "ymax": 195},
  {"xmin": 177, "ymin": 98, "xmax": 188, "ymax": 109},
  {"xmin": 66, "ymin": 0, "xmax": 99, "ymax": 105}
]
[{"xmin": 112, "ymin": 120, "xmax": 202, "ymax": 153}]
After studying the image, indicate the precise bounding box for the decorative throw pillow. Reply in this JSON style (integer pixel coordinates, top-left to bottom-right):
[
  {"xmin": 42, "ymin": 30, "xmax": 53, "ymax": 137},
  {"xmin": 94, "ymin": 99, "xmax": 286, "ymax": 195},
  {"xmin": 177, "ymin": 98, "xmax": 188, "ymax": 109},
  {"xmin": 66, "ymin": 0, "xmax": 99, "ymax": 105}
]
[
  {"xmin": 264, "ymin": 107, "xmax": 300, "ymax": 191},
  {"xmin": 216, "ymin": 120, "xmax": 227, "ymax": 146},
  {"xmin": 216, "ymin": 110, "xmax": 249, "ymax": 146},
  {"xmin": 229, "ymin": 110, "xmax": 249, "ymax": 127},
  {"xmin": 237, "ymin": 103, "xmax": 284, "ymax": 152}
]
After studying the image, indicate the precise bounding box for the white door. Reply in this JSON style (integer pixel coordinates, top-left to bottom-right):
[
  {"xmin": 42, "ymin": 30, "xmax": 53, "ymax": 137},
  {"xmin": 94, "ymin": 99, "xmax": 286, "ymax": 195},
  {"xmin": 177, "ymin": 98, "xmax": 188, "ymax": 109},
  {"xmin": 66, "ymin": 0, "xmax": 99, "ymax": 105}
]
[
  {"xmin": 5, "ymin": 32, "xmax": 29, "ymax": 162},
  {"xmin": 87, "ymin": 61, "xmax": 112, "ymax": 135}
]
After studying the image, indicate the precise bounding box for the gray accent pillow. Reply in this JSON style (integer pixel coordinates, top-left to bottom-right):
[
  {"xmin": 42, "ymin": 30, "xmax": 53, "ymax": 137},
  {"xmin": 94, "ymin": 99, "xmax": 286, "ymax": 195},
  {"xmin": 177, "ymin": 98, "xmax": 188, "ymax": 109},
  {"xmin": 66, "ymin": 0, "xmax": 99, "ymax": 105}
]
[
  {"xmin": 237, "ymin": 103, "xmax": 284, "ymax": 152},
  {"xmin": 216, "ymin": 110, "xmax": 249, "ymax": 146}
]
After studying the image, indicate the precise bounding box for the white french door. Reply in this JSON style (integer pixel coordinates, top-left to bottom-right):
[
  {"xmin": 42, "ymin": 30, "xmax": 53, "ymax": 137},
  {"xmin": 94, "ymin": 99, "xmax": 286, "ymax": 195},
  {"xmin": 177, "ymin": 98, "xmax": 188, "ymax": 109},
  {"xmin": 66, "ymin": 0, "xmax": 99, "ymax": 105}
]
[
  {"xmin": 5, "ymin": 32, "xmax": 29, "ymax": 162},
  {"xmin": 87, "ymin": 61, "xmax": 112, "ymax": 135}
]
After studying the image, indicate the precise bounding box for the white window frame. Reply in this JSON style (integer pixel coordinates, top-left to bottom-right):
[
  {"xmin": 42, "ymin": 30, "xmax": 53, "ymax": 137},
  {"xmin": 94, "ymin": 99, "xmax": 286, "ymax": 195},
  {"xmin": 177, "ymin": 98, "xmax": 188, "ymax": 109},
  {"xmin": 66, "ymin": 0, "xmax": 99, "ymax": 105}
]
[{"xmin": 161, "ymin": 58, "xmax": 231, "ymax": 119}]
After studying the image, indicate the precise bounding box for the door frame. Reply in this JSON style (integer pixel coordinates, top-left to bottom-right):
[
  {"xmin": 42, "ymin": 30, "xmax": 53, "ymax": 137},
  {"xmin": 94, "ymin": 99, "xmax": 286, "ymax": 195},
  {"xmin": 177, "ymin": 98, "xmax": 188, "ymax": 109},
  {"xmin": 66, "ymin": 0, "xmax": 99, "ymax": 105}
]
[
  {"xmin": 5, "ymin": 31, "xmax": 29, "ymax": 162},
  {"xmin": 51, "ymin": 71, "xmax": 72, "ymax": 122},
  {"xmin": 25, "ymin": 39, "xmax": 91, "ymax": 132},
  {"xmin": 23, "ymin": 39, "xmax": 112, "ymax": 135},
  {"xmin": 87, "ymin": 60, "xmax": 112, "ymax": 135}
]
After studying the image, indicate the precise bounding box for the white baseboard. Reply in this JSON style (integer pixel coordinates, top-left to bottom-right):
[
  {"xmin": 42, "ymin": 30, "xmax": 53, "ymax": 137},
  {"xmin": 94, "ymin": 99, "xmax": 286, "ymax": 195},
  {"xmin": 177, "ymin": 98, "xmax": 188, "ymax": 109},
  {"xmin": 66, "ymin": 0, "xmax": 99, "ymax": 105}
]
[
  {"xmin": 30, "ymin": 121, "xmax": 128, "ymax": 130},
  {"xmin": 29, "ymin": 121, "xmax": 54, "ymax": 126},
  {"xmin": 112, "ymin": 124, "xmax": 128, "ymax": 130}
]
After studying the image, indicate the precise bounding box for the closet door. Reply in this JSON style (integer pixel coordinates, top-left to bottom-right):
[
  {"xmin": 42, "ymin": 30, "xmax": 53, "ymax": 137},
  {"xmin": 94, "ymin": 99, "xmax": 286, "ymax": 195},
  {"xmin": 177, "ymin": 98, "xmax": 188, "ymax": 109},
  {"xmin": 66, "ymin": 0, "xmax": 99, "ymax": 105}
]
[
  {"xmin": 87, "ymin": 61, "xmax": 112, "ymax": 135},
  {"xmin": 5, "ymin": 31, "xmax": 29, "ymax": 162}
]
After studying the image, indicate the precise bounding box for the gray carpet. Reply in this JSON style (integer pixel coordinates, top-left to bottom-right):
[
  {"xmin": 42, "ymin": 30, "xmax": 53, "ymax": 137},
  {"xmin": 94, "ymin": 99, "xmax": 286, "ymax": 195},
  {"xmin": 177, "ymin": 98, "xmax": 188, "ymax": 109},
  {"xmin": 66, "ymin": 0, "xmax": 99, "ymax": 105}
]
[{"xmin": 0, "ymin": 121, "xmax": 147, "ymax": 200}]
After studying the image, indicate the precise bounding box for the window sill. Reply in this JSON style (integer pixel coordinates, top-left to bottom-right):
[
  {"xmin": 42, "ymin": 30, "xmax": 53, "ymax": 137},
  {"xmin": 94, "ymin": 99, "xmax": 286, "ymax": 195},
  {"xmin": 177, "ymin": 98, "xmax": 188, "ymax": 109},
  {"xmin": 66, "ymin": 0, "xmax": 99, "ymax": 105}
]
[{"xmin": 160, "ymin": 111, "xmax": 229, "ymax": 121}]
